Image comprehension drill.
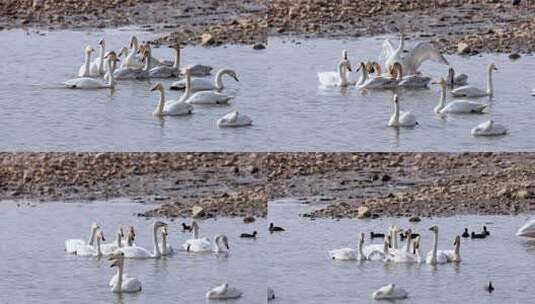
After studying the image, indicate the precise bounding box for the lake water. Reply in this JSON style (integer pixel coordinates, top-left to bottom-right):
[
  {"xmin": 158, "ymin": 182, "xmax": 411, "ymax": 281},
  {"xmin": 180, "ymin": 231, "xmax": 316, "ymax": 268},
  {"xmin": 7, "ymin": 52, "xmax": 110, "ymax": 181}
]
[
  {"xmin": 1, "ymin": 29, "xmax": 534, "ymax": 151},
  {"xmin": 268, "ymin": 199, "xmax": 535, "ymax": 303},
  {"xmin": 0, "ymin": 200, "xmax": 266, "ymax": 303}
]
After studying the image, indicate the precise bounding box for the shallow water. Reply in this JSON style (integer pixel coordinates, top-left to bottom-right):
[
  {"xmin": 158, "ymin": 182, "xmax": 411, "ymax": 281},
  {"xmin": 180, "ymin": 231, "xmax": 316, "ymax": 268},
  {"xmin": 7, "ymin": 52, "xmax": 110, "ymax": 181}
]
[
  {"xmin": 0, "ymin": 200, "xmax": 266, "ymax": 303},
  {"xmin": 1, "ymin": 30, "xmax": 534, "ymax": 151},
  {"xmin": 268, "ymin": 199, "xmax": 535, "ymax": 303}
]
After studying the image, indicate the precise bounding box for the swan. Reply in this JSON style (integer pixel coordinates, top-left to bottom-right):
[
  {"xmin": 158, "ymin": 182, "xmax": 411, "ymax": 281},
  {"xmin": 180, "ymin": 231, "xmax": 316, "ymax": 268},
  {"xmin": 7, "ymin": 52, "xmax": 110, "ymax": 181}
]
[
  {"xmin": 182, "ymin": 221, "xmax": 210, "ymax": 252},
  {"xmin": 267, "ymin": 287, "xmax": 276, "ymax": 301},
  {"xmin": 382, "ymin": 32, "xmax": 449, "ymax": 75},
  {"xmin": 441, "ymin": 235, "xmax": 461, "ymax": 262},
  {"xmin": 391, "ymin": 229, "xmax": 420, "ymax": 263},
  {"xmin": 122, "ymin": 35, "xmax": 143, "ymax": 69},
  {"xmin": 119, "ymin": 221, "xmax": 167, "ymax": 259},
  {"xmin": 77, "ymin": 46, "xmax": 95, "ymax": 77},
  {"xmin": 75, "ymin": 229, "xmax": 105, "ymax": 257},
  {"xmin": 148, "ymin": 44, "xmax": 180, "ymax": 78},
  {"xmin": 358, "ymin": 62, "xmax": 399, "ymax": 90},
  {"xmin": 113, "ymin": 45, "xmax": 151, "ymax": 80},
  {"xmin": 65, "ymin": 223, "xmax": 100, "ymax": 254},
  {"xmin": 150, "ymin": 83, "xmax": 193, "ymax": 116},
  {"xmin": 109, "ymin": 252, "xmax": 142, "ymax": 293},
  {"xmin": 125, "ymin": 226, "xmax": 136, "ymax": 246},
  {"xmin": 451, "ymin": 63, "xmax": 497, "ymax": 97},
  {"xmin": 182, "ymin": 68, "xmax": 236, "ymax": 105},
  {"xmin": 355, "ymin": 62, "xmax": 369, "ymax": 86},
  {"xmin": 64, "ymin": 52, "xmax": 118, "ymax": 89},
  {"xmin": 364, "ymin": 236, "xmax": 390, "ymax": 261},
  {"xmin": 516, "ymin": 219, "xmax": 535, "ymax": 237},
  {"xmin": 425, "ymin": 225, "xmax": 449, "ymax": 265},
  {"xmin": 328, "ymin": 232, "xmax": 365, "ymax": 261},
  {"xmin": 170, "ymin": 68, "xmax": 239, "ymax": 92},
  {"xmin": 471, "ymin": 120, "xmax": 507, "ymax": 136},
  {"xmin": 388, "ymin": 95, "xmax": 418, "ymax": 128},
  {"xmin": 317, "ymin": 50, "xmax": 353, "ymax": 87},
  {"xmin": 89, "ymin": 39, "xmax": 108, "ymax": 76},
  {"xmin": 447, "ymin": 67, "xmax": 468, "ymax": 87},
  {"xmin": 433, "ymin": 78, "xmax": 487, "ymax": 114},
  {"xmin": 395, "ymin": 63, "xmax": 431, "ymax": 89},
  {"xmin": 213, "ymin": 235, "xmax": 230, "ymax": 254},
  {"xmin": 159, "ymin": 226, "xmax": 174, "ymax": 256},
  {"xmin": 184, "ymin": 233, "xmax": 230, "ymax": 254},
  {"xmin": 101, "ymin": 228, "xmax": 125, "ymax": 256},
  {"xmin": 372, "ymin": 284, "xmax": 408, "ymax": 300},
  {"xmin": 206, "ymin": 283, "xmax": 242, "ymax": 300},
  {"xmin": 217, "ymin": 111, "xmax": 253, "ymax": 127}
]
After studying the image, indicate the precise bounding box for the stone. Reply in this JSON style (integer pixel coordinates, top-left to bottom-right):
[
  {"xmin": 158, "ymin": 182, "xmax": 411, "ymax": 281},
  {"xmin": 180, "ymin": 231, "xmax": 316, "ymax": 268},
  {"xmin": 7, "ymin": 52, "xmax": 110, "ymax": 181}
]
[
  {"xmin": 192, "ymin": 205, "xmax": 206, "ymax": 218},
  {"xmin": 357, "ymin": 206, "xmax": 371, "ymax": 218},
  {"xmin": 457, "ymin": 42, "xmax": 471, "ymax": 55},
  {"xmin": 201, "ymin": 33, "xmax": 215, "ymax": 46},
  {"xmin": 253, "ymin": 43, "xmax": 265, "ymax": 50}
]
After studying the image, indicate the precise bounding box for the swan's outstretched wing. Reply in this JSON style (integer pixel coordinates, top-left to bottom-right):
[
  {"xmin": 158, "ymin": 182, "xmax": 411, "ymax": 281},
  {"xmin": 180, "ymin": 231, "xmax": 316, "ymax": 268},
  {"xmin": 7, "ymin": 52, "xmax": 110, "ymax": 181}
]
[
  {"xmin": 405, "ymin": 42, "xmax": 449, "ymax": 74},
  {"xmin": 380, "ymin": 39, "xmax": 395, "ymax": 63}
]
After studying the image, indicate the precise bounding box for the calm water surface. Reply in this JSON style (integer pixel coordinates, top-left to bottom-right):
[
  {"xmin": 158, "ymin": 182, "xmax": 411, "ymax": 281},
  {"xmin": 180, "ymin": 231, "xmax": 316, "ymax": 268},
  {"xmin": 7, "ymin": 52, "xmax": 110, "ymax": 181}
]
[
  {"xmin": 268, "ymin": 199, "xmax": 535, "ymax": 303},
  {"xmin": 1, "ymin": 30, "xmax": 534, "ymax": 151},
  {"xmin": 0, "ymin": 200, "xmax": 266, "ymax": 303}
]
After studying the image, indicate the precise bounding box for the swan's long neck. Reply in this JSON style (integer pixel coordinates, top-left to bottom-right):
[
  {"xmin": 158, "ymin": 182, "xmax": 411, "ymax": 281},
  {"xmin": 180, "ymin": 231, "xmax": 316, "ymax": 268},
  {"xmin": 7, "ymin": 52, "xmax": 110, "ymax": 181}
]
[
  {"xmin": 173, "ymin": 48, "xmax": 180, "ymax": 70},
  {"xmin": 453, "ymin": 239, "xmax": 460, "ymax": 258},
  {"xmin": 107, "ymin": 60, "xmax": 115, "ymax": 87},
  {"xmin": 161, "ymin": 233, "xmax": 167, "ymax": 255},
  {"xmin": 393, "ymin": 102, "xmax": 400, "ymax": 125},
  {"xmin": 181, "ymin": 73, "xmax": 192, "ymax": 102},
  {"xmin": 436, "ymin": 84, "xmax": 446, "ymax": 112},
  {"xmin": 399, "ymin": 34, "xmax": 405, "ymax": 52},
  {"xmin": 144, "ymin": 51, "xmax": 152, "ymax": 72},
  {"xmin": 116, "ymin": 232, "xmax": 122, "ymax": 248},
  {"xmin": 152, "ymin": 224, "xmax": 161, "ymax": 258},
  {"xmin": 98, "ymin": 45, "xmax": 105, "ymax": 75},
  {"xmin": 96, "ymin": 236, "xmax": 102, "ymax": 257},
  {"xmin": 405, "ymin": 234, "xmax": 412, "ymax": 253},
  {"xmin": 83, "ymin": 51, "xmax": 92, "ymax": 77},
  {"xmin": 193, "ymin": 224, "xmax": 199, "ymax": 240},
  {"xmin": 338, "ymin": 62, "xmax": 348, "ymax": 86},
  {"xmin": 358, "ymin": 65, "xmax": 368, "ymax": 85},
  {"xmin": 487, "ymin": 66, "xmax": 493, "ymax": 96},
  {"xmin": 393, "ymin": 230, "xmax": 399, "ymax": 249},
  {"xmin": 88, "ymin": 227, "xmax": 97, "ymax": 246},
  {"xmin": 358, "ymin": 240, "xmax": 364, "ymax": 259},
  {"xmin": 156, "ymin": 89, "xmax": 166, "ymax": 115},
  {"xmin": 383, "ymin": 238, "xmax": 389, "ymax": 255},
  {"xmin": 214, "ymin": 237, "xmax": 221, "ymax": 252},
  {"xmin": 432, "ymin": 230, "xmax": 438, "ymax": 260},
  {"xmin": 113, "ymin": 261, "xmax": 124, "ymax": 292},
  {"xmin": 215, "ymin": 69, "xmax": 230, "ymax": 90}
]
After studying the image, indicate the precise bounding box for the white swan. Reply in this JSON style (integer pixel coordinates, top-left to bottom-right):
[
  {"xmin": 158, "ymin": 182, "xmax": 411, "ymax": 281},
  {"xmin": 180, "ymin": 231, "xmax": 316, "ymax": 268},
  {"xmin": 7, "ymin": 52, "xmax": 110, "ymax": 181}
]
[
  {"xmin": 101, "ymin": 228, "xmax": 124, "ymax": 256},
  {"xmin": 318, "ymin": 50, "xmax": 353, "ymax": 87},
  {"xmin": 65, "ymin": 223, "xmax": 100, "ymax": 254},
  {"xmin": 372, "ymin": 284, "xmax": 408, "ymax": 300},
  {"xmin": 451, "ymin": 63, "xmax": 497, "ymax": 98},
  {"xmin": 170, "ymin": 68, "xmax": 239, "ymax": 92},
  {"xmin": 471, "ymin": 120, "xmax": 507, "ymax": 136},
  {"xmin": 206, "ymin": 283, "xmax": 242, "ymax": 300},
  {"xmin": 382, "ymin": 32, "xmax": 449, "ymax": 75},
  {"xmin": 516, "ymin": 219, "xmax": 535, "ymax": 237},
  {"xmin": 328, "ymin": 232, "xmax": 365, "ymax": 261},
  {"xmin": 122, "ymin": 35, "xmax": 143, "ymax": 69},
  {"xmin": 113, "ymin": 45, "xmax": 151, "ymax": 80},
  {"xmin": 391, "ymin": 229, "xmax": 420, "ymax": 263},
  {"xmin": 180, "ymin": 68, "xmax": 236, "ymax": 105},
  {"xmin": 355, "ymin": 62, "xmax": 369, "ymax": 86},
  {"xmin": 441, "ymin": 235, "xmax": 461, "ymax": 262},
  {"xmin": 358, "ymin": 62, "xmax": 398, "ymax": 90},
  {"xmin": 75, "ymin": 229, "xmax": 105, "ymax": 257},
  {"xmin": 150, "ymin": 83, "xmax": 193, "ymax": 116},
  {"xmin": 148, "ymin": 44, "xmax": 180, "ymax": 78},
  {"xmin": 89, "ymin": 39, "xmax": 109, "ymax": 76},
  {"xmin": 364, "ymin": 236, "xmax": 390, "ymax": 261},
  {"xmin": 119, "ymin": 221, "xmax": 167, "ymax": 259},
  {"xmin": 425, "ymin": 225, "xmax": 449, "ymax": 265},
  {"xmin": 217, "ymin": 111, "xmax": 253, "ymax": 127},
  {"xmin": 64, "ymin": 52, "xmax": 118, "ymax": 89},
  {"xmin": 124, "ymin": 226, "xmax": 136, "ymax": 247},
  {"xmin": 447, "ymin": 67, "xmax": 468, "ymax": 87},
  {"xmin": 109, "ymin": 252, "xmax": 142, "ymax": 293},
  {"xmin": 388, "ymin": 95, "xmax": 418, "ymax": 127},
  {"xmin": 434, "ymin": 78, "xmax": 487, "ymax": 114},
  {"xmin": 159, "ymin": 226, "xmax": 174, "ymax": 256},
  {"xmin": 77, "ymin": 46, "xmax": 95, "ymax": 77},
  {"xmin": 396, "ymin": 63, "xmax": 431, "ymax": 89}
]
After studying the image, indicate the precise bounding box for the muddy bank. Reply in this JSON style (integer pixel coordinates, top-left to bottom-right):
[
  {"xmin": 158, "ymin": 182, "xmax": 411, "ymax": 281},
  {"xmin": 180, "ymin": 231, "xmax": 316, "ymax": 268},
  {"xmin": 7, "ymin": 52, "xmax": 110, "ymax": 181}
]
[
  {"xmin": 265, "ymin": 153, "xmax": 535, "ymax": 218},
  {"xmin": 268, "ymin": 0, "xmax": 535, "ymax": 55},
  {"xmin": 0, "ymin": 153, "xmax": 267, "ymax": 217},
  {"xmin": 0, "ymin": 0, "xmax": 266, "ymax": 46}
]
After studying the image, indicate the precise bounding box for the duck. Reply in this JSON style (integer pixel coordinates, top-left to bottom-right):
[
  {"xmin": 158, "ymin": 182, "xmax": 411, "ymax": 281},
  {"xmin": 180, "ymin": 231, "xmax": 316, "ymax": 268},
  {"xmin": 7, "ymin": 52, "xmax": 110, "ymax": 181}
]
[
  {"xmin": 240, "ymin": 231, "xmax": 257, "ymax": 238},
  {"xmin": 471, "ymin": 231, "xmax": 486, "ymax": 239},
  {"xmin": 516, "ymin": 219, "xmax": 535, "ymax": 237},
  {"xmin": 109, "ymin": 252, "xmax": 142, "ymax": 293},
  {"xmin": 170, "ymin": 68, "xmax": 239, "ymax": 92},
  {"xmin": 328, "ymin": 232, "xmax": 365, "ymax": 261},
  {"xmin": 462, "ymin": 228, "xmax": 470, "ymax": 238},
  {"xmin": 388, "ymin": 94, "xmax": 418, "ymax": 128},
  {"xmin": 269, "ymin": 223, "xmax": 285, "ymax": 232},
  {"xmin": 206, "ymin": 283, "xmax": 242, "ymax": 300},
  {"xmin": 64, "ymin": 52, "xmax": 118, "ymax": 89},
  {"xmin": 370, "ymin": 231, "xmax": 385, "ymax": 239},
  {"xmin": 372, "ymin": 284, "xmax": 408, "ymax": 300},
  {"xmin": 150, "ymin": 82, "xmax": 193, "ymax": 116},
  {"xmin": 482, "ymin": 225, "xmax": 490, "ymax": 236},
  {"xmin": 433, "ymin": 77, "xmax": 487, "ymax": 114},
  {"xmin": 451, "ymin": 63, "xmax": 497, "ymax": 98},
  {"xmin": 486, "ymin": 281, "xmax": 495, "ymax": 293},
  {"xmin": 65, "ymin": 223, "xmax": 100, "ymax": 254},
  {"xmin": 425, "ymin": 225, "xmax": 449, "ymax": 264},
  {"xmin": 101, "ymin": 228, "xmax": 125, "ymax": 255},
  {"xmin": 318, "ymin": 50, "xmax": 353, "ymax": 87},
  {"xmin": 119, "ymin": 221, "xmax": 167, "ymax": 259},
  {"xmin": 159, "ymin": 226, "xmax": 174, "ymax": 256},
  {"xmin": 217, "ymin": 111, "xmax": 253, "ymax": 127},
  {"xmin": 75, "ymin": 229, "xmax": 105, "ymax": 257},
  {"xmin": 471, "ymin": 120, "xmax": 507, "ymax": 136},
  {"xmin": 446, "ymin": 67, "xmax": 468, "ymax": 88}
]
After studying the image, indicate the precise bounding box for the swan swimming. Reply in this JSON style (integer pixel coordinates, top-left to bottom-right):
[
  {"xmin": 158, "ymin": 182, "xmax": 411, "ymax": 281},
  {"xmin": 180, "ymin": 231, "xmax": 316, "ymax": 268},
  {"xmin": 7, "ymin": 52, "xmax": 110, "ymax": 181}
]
[
  {"xmin": 89, "ymin": 39, "xmax": 109, "ymax": 77},
  {"xmin": 109, "ymin": 252, "xmax": 142, "ymax": 293},
  {"xmin": 516, "ymin": 219, "xmax": 535, "ymax": 237},
  {"xmin": 317, "ymin": 50, "xmax": 353, "ymax": 87},
  {"xmin": 75, "ymin": 229, "xmax": 105, "ymax": 257},
  {"xmin": 150, "ymin": 83, "xmax": 193, "ymax": 116},
  {"xmin": 119, "ymin": 221, "xmax": 167, "ymax": 259},
  {"xmin": 441, "ymin": 235, "xmax": 461, "ymax": 262},
  {"xmin": 159, "ymin": 225, "xmax": 174, "ymax": 256},
  {"xmin": 358, "ymin": 62, "xmax": 399, "ymax": 90},
  {"xmin": 391, "ymin": 229, "xmax": 420, "ymax": 263},
  {"xmin": 471, "ymin": 120, "xmax": 507, "ymax": 136},
  {"xmin": 65, "ymin": 223, "xmax": 99, "ymax": 254},
  {"xmin": 447, "ymin": 67, "xmax": 468, "ymax": 87},
  {"xmin": 148, "ymin": 44, "xmax": 180, "ymax": 78},
  {"xmin": 77, "ymin": 46, "xmax": 95, "ymax": 77},
  {"xmin": 451, "ymin": 63, "xmax": 497, "ymax": 98},
  {"xmin": 122, "ymin": 35, "xmax": 143, "ymax": 69},
  {"xmin": 372, "ymin": 284, "xmax": 408, "ymax": 300},
  {"xmin": 182, "ymin": 69, "xmax": 236, "ymax": 105},
  {"xmin": 433, "ymin": 78, "xmax": 487, "ymax": 114},
  {"xmin": 101, "ymin": 228, "xmax": 124, "ymax": 256},
  {"xmin": 388, "ymin": 95, "xmax": 418, "ymax": 128},
  {"xmin": 206, "ymin": 283, "xmax": 242, "ymax": 300},
  {"xmin": 113, "ymin": 45, "xmax": 151, "ymax": 80},
  {"xmin": 170, "ymin": 68, "xmax": 239, "ymax": 92},
  {"xmin": 425, "ymin": 225, "xmax": 449, "ymax": 265},
  {"xmin": 382, "ymin": 32, "xmax": 449, "ymax": 75},
  {"xmin": 64, "ymin": 52, "xmax": 118, "ymax": 89},
  {"xmin": 328, "ymin": 232, "xmax": 365, "ymax": 261},
  {"xmin": 217, "ymin": 111, "xmax": 253, "ymax": 127}
]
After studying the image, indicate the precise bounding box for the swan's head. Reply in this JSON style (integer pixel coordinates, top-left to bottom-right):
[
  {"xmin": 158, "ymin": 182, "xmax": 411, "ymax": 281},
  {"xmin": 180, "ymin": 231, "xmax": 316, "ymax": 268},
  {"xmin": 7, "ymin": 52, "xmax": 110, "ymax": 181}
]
[
  {"xmin": 109, "ymin": 252, "xmax": 125, "ymax": 267},
  {"xmin": 342, "ymin": 49, "xmax": 348, "ymax": 61},
  {"xmin": 192, "ymin": 221, "xmax": 199, "ymax": 230},
  {"xmin": 150, "ymin": 83, "xmax": 164, "ymax": 92},
  {"xmin": 359, "ymin": 232, "xmax": 365, "ymax": 243},
  {"xmin": 91, "ymin": 223, "xmax": 100, "ymax": 230},
  {"xmin": 97, "ymin": 230, "xmax": 106, "ymax": 242},
  {"xmin": 118, "ymin": 47, "xmax": 129, "ymax": 57},
  {"xmin": 183, "ymin": 68, "xmax": 192, "ymax": 77},
  {"xmin": 85, "ymin": 46, "xmax": 94, "ymax": 54},
  {"xmin": 489, "ymin": 63, "xmax": 498, "ymax": 71},
  {"xmin": 154, "ymin": 221, "xmax": 167, "ymax": 229},
  {"xmin": 393, "ymin": 94, "xmax": 399, "ymax": 104},
  {"xmin": 119, "ymin": 227, "xmax": 124, "ymax": 238},
  {"xmin": 341, "ymin": 60, "xmax": 352, "ymax": 72},
  {"xmin": 392, "ymin": 62, "xmax": 403, "ymax": 79},
  {"xmin": 428, "ymin": 225, "xmax": 439, "ymax": 233},
  {"xmin": 356, "ymin": 62, "xmax": 367, "ymax": 72},
  {"xmin": 217, "ymin": 235, "xmax": 230, "ymax": 250},
  {"xmin": 453, "ymin": 235, "xmax": 461, "ymax": 246},
  {"xmin": 412, "ymin": 236, "xmax": 421, "ymax": 254},
  {"xmin": 128, "ymin": 226, "xmax": 135, "ymax": 238},
  {"xmin": 98, "ymin": 38, "xmax": 105, "ymax": 47},
  {"xmin": 129, "ymin": 35, "xmax": 138, "ymax": 49},
  {"xmin": 227, "ymin": 70, "xmax": 239, "ymax": 82},
  {"xmin": 104, "ymin": 51, "xmax": 119, "ymax": 62}
]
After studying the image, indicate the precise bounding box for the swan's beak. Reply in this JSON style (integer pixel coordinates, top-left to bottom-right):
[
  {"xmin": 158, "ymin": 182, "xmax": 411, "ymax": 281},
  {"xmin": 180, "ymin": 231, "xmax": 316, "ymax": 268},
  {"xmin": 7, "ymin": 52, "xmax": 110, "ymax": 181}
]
[
  {"xmin": 233, "ymin": 76, "xmax": 239, "ymax": 82},
  {"xmin": 110, "ymin": 260, "xmax": 119, "ymax": 268},
  {"xmin": 150, "ymin": 84, "xmax": 159, "ymax": 91},
  {"xmin": 356, "ymin": 66, "xmax": 361, "ymax": 72},
  {"xmin": 347, "ymin": 66, "xmax": 352, "ymax": 72}
]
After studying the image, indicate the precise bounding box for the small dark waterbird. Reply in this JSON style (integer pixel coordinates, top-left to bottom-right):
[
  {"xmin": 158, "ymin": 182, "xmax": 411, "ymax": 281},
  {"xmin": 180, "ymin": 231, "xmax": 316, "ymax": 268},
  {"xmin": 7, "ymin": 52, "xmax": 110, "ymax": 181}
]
[
  {"xmin": 240, "ymin": 231, "xmax": 257, "ymax": 238},
  {"xmin": 486, "ymin": 281, "xmax": 495, "ymax": 293},
  {"xmin": 471, "ymin": 231, "xmax": 486, "ymax": 239},
  {"xmin": 370, "ymin": 232, "xmax": 385, "ymax": 239},
  {"xmin": 462, "ymin": 228, "xmax": 470, "ymax": 238},
  {"xmin": 269, "ymin": 223, "xmax": 285, "ymax": 232},
  {"xmin": 482, "ymin": 225, "xmax": 490, "ymax": 236}
]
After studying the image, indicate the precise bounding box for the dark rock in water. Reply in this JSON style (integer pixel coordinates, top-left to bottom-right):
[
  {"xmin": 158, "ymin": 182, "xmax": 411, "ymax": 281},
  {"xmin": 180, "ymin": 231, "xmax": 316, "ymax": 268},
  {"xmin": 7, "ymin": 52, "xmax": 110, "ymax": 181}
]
[
  {"xmin": 508, "ymin": 53, "xmax": 521, "ymax": 60},
  {"xmin": 408, "ymin": 216, "xmax": 421, "ymax": 222},
  {"xmin": 253, "ymin": 43, "xmax": 265, "ymax": 50}
]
